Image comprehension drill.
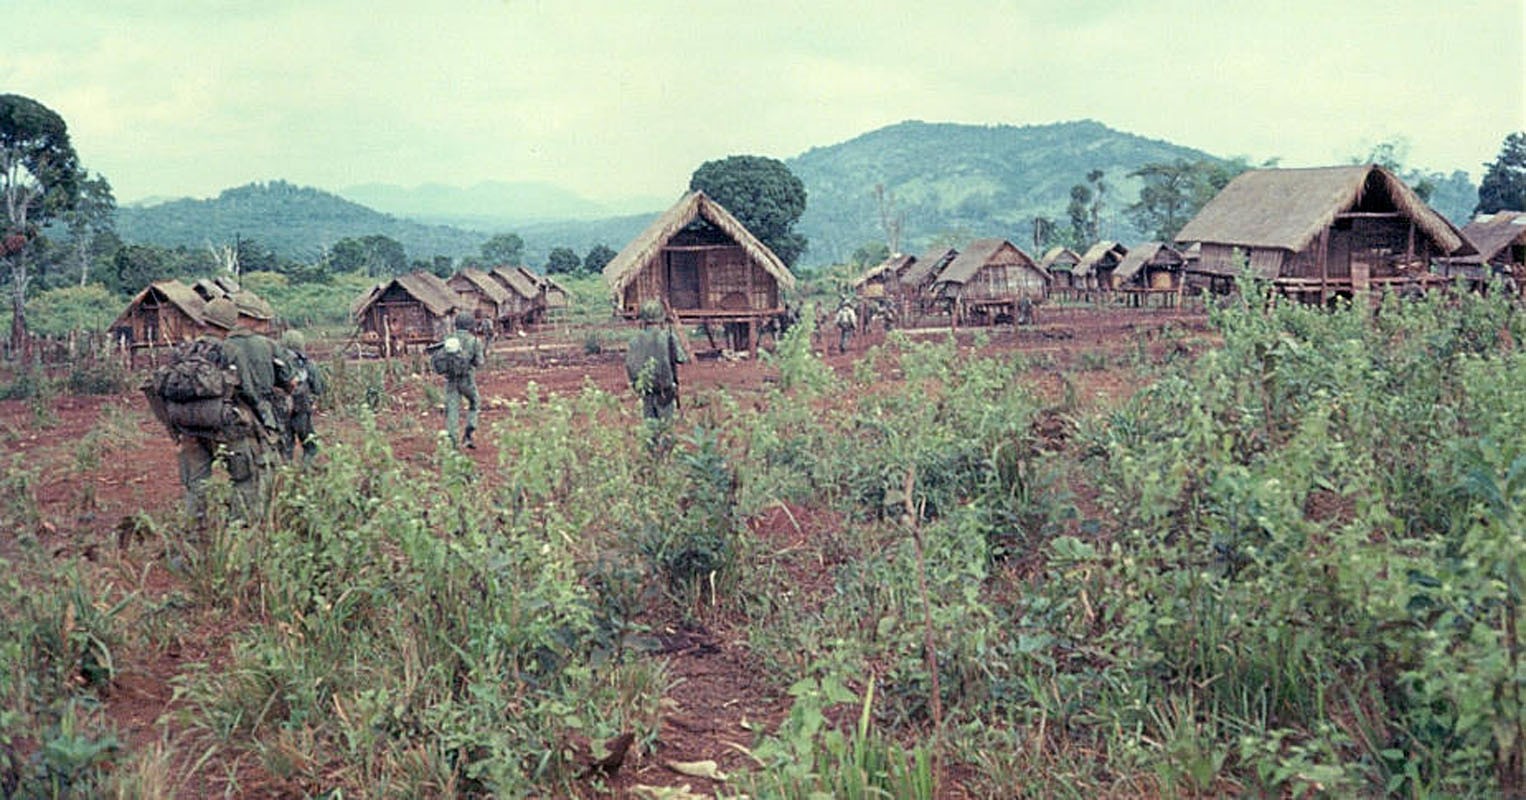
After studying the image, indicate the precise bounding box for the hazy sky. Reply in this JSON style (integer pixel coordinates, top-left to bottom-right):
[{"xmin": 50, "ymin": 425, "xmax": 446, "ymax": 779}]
[{"xmin": 7, "ymin": 0, "xmax": 1523, "ymax": 207}]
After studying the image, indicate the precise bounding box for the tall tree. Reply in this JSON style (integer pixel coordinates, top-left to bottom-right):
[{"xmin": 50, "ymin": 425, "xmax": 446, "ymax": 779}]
[
  {"xmin": 544, "ymin": 246, "xmax": 581, "ymax": 275},
  {"xmin": 690, "ymin": 155, "xmax": 809, "ymax": 267},
  {"xmin": 874, "ymin": 183, "xmax": 904, "ymax": 255},
  {"xmin": 63, "ymin": 173, "xmax": 114, "ymax": 286},
  {"xmin": 1086, "ymin": 169, "xmax": 1107, "ymax": 241},
  {"xmin": 1476, "ymin": 132, "xmax": 1526, "ymax": 215},
  {"xmin": 1066, "ymin": 184, "xmax": 1093, "ymax": 247},
  {"xmin": 1126, "ymin": 158, "xmax": 1244, "ymax": 242},
  {"xmin": 480, "ymin": 232, "xmax": 525, "ymax": 266},
  {"xmin": 326, "ymin": 234, "xmax": 407, "ymax": 277},
  {"xmin": 583, "ymin": 243, "xmax": 617, "ymax": 274},
  {"xmin": 1, "ymin": 94, "xmax": 81, "ymax": 351}
]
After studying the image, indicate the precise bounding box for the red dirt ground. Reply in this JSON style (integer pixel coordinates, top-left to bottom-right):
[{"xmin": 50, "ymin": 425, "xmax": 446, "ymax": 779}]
[{"xmin": 0, "ymin": 304, "xmax": 1211, "ymax": 797}]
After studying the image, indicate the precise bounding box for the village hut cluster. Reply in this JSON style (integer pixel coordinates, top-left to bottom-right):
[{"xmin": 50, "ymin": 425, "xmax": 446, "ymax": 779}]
[
  {"xmin": 110, "ymin": 276, "xmax": 277, "ymax": 363},
  {"xmin": 853, "ymin": 164, "xmax": 1509, "ymax": 326},
  {"xmin": 350, "ymin": 265, "xmax": 569, "ymax": 356}
]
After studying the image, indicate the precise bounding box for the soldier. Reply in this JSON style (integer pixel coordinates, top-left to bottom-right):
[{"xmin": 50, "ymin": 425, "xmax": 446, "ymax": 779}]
[
  {"xmin": 278, "ymin": 329, "xmax": 326, "ymax": 465},
  {"xmin": 1015, "ymin": 295, "xmax": 1036, "ymax": 326},
  {"xmin": 176, "ymin": 297, "xmax": 290, "ymax": 522},
  {"xmin": 432, "ymin": 312, "xmax": 485, "ymax": 448},
  {"xmin": 834, "ymin": 299, "xmax": 858, "ymax": 354},
  {"xmin": 624, "ymin": 301, "xmax": 688, "ymax": 423}
]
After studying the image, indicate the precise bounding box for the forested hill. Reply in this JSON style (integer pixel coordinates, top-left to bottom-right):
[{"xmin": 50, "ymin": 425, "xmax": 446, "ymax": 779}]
[
  {"xmin": 787, "ymin": 119, "xmax": 1221, "ymax": 264},
  {"xmin": 115, "ymin": 181, "xmax": 486, "ymax": 262}
]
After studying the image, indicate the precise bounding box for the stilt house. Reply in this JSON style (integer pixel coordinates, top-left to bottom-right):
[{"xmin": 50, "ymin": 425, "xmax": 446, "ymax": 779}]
[
  {"xmin": 1076, "ymin": 241, "xmax": 1129, "ymax": 291},
  {"xmin": 110, "ymin": 278, "xmax": 276, "ymax": 357},
  {"xmin": 899, "ymin": 245, "xmax": 959, "ymax": 314},
  {"xmin": 1451, "ymin": 210, "xmax": 1526, "ymax": 294},
  {"xmin": 448, "ymin": 268, "xmax": 514, "ymax": 330},
  {"xmin": 487, "ymin": 265, "xmax": 544, "ymax": 329},
  {"xmin": 933, "ymin": 238, "xmax": 1050, "ymax": 324},
  {"xmin": 1114, "ymin": 242, "xmax": 1187, "ymax": 306},
  {"xmin": 1039, "ymin": 246, "xmax": 1082, "ymax": 292},
  {"xmin": 1174, "ymin": 164, "xmax": 1475, "ymax": 303},
  {"xmin": 351, "ymin": 271, "xmax": 462, "ymax": 354},
  {"xmin": 602, "ymin": 190, "xmax": 795, "ymax": 354}
]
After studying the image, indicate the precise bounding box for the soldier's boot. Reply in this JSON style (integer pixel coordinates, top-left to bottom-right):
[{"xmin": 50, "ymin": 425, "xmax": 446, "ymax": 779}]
[{"xmin": 463, "ymin": 425, "xmax": 476, "ymax": 449}]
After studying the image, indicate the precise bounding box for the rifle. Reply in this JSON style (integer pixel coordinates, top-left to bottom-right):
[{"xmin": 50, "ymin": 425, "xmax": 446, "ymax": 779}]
[{"xmin": 659, "ymin": 298, "xmax": 688, "ymax": 413}]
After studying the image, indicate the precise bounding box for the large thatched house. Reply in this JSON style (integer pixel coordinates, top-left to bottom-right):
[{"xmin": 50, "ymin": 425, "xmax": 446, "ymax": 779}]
[
  {"xmin": 1075, "ymin": 241, "xmax": 1129, "ymax": 291},
  {"xmin": 1451, "ymin": 210, "xmax": 1526, "ymax": 295},
  {"xmin": 351, "ymin": 271, "xmax": 462, "ymax": 355},
  {"xmin": 602, "ymin": 190, "xmax": 795, "ymax": 354},
  {"xmin": 932, "ymin": 238, "xmax": 1049, "ymax": 324},
  {"xmin": 110, "ymin": 278, "xmax": 275, "ymax": 358},
  {"xmin": 1174, "ymin": 164, "xmax": 1475, "ymax": 301}
]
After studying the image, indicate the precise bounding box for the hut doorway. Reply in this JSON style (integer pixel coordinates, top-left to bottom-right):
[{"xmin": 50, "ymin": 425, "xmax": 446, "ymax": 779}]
[{"xmin": 666, "ymin": 251, "xmax": 702, "ymax": 310}]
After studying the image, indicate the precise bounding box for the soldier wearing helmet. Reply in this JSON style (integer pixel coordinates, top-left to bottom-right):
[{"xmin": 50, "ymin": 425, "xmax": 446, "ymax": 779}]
[
  {"xmin": 432, "ymin": 311, "xmax": 486, "ymax": 448},
  {"xmin": 278, "ymin": 329, "xmax": 326, "ymax": 465},
  {"xmin": 624, "ymin": 300, "xmax": 688, "ymax": 435},
  {"xmin": 175, "ymin": 296, "xmax": 293, "ymax": 522}
]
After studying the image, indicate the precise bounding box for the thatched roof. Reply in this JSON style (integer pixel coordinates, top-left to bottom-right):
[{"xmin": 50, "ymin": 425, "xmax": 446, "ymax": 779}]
[
  {"xmin": 935, "ymin": 238, "xmax": 1042, "ymax": 285},
  {"xmin": 1175, "ymin": 165, "xmax": 1472, "ymax": 256},
  {"xmin": 352, "ymin": 271, "xmax": 461, "ymax": 321},
  {"xmin": 112, "ymin": 279, "xmax": 210, "ymax": 329},
  {"xmin": 490, "ymin": 265, "xmax": 541, "ymax": 301},
  {"xmin": 190, "ymin": 277, "xmax": 276, "ymax": 320},
  {"xmin": 452, "ymin": 268, "xmax": 512, "ymax": 305},
  {"xmin": 602, "ymin": 190, "xmax": 795, "ymax": 296},
  {"xmin": 1039, "ymin": 246, "xmax": 1080, "ymax": 270},
  {"xmin": 1075, "ymin": 241, "xmax": 1127, "ymax": 276},
  {"xmin": 1114, "ymin": 242, "xmax": 1184, "ymax": 283},
  {"xmin": 1456, "ymin": 211, "xmax": 1526, "ymax": 265},
  {"xmin": 854, "ymin": 253, "xmax": 914, "ymax": 288},
  {"xmin": 901, "ymin": 245, "xmax": 958, "ymax": 287}
]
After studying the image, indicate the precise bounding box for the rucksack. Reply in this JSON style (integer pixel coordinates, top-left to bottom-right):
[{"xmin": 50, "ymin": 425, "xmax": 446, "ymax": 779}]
[
  {"xmin": 430, "ymin": 334, "xmax": 472, "ymax": 379},
  {"xmin": 143, "ymin": 338, "xmax": 251, "ymax": 442}
]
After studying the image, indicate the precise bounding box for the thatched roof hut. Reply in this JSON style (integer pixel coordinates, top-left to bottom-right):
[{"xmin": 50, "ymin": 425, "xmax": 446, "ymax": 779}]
[
  {"xmin": 448, "ymin": 268, "xmax": 513, "ymax": 327},
  {"xmin": 853, "ymin": 253, "xmax": 913, "ymax": 299},
  {"xmin": 351, "ymin": 271, "xmax": 462, "ymax": 352},
  {"xmin": 1174, "ymin": 165, "xmax": 1474, "ymax": 300},
  {"xmin": 1039, "ymin": 246, "xmax": 1082, "ymax": 289},
  {"xmin": 1455, "ymin": 211, "xmax": 1526, "ymax": 271},
  {"xmin": 488, "ymin": 265, "xmax": 542, "ymax": 313},
  {"xmin": 934, "ymin": 238, "xmax": 1049, "ymax": 314},
  {"xmin": 900, "ymin": 245, "xmax": 957, "ymax": 293},
  {"xmin": 1114, "ymin": 242, "xmax": 1186, "ymax": 289},
  {"xmin": 1075, "ymin": 241, "xmax": 1128, "ymax": 290},
  {"xmin": 603, "ymin": 190, "xmax": 795, "ymax": 324},
  {"xmin": 537, "ymin": 272, "xmax": 572, "ymax": 311},
  {"xmin": 110, "ymin": 278, "xmax": 277, "ymax": 355}
]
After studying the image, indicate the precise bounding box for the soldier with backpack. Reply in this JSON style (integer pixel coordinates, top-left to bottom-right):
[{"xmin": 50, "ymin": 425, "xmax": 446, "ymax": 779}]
[
  {"xmin": 624, "ymin": 301, "xmax": 688, "ymax": 423},
  {"xmin": 146, "ymin": 297, "xmax": 292, "ymax": 524},
  {"xmin": 278, "ymin": 329, "xmax": 326, "ymax": 465},
  {"xmin": 430, "ymin": 312, "xmax": 485, "ymax": 448},
  {"xmin": 834, "ymin": 299, "xmax": 858, "ymax": 354}
]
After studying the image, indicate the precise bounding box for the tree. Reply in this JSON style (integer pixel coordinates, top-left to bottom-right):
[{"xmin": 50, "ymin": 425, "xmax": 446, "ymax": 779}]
[
  {"xmin": 690, "ymin": 155, "xmax": 809, "ymax": 267},
  {"xmin": 545, "ymin": 246, "xmax": 581, "ymax": 275},
  {"xmin": 62, "ymin": 173, "xmax": 114, "ymax": 287},
  {"xmin": 326, "ymin": 234, "xmax": 407, "ymax": 277},
  {"xmin": 1066, "ymin": 184, "xmax": 1093, "ymax": 247},
  {"xmin": 1126, "ymin": 159, "xmax": 1244, "ymax": 242},
  {"xmin": 583, "ymin": 243, "xmax": 617, "ymax": 274},
  {"xmin": 1, "ymin": 94, "xmax": 81, "ymax": 350},
  {"xmin": 850, "ymin": 241, "xmax": 890, "ymax": 268},
  {"xmin": 874, "ymin": 183, "xmax": 904, "ymax": 255},
  {"xmin": 1086, "ymin": 169, "xmax": 1107, "ymax": 241},
  {"xmin": 1476, "ymin": 132, "xmax": 1526, "ymax": 215},
  {"xmin": 480, "ymin": 233, "xmax": 525, "ymax": 267}
]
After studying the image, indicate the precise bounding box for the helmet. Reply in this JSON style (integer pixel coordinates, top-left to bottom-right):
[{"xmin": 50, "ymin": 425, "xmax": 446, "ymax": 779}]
[
  {"xmin": 203, "ymin": 297, "xmax": 238, "ymax": 330},
  {"xmin": 638, "ymin": 301, "xmax": 665, "ymax": 322},
  {"xmin": 455, "ymin": 312, "xmax": 475, "ymax": 330},
  {"xmin": 280, "ymin": 329, "xmax": 306, "ymax": 350}
]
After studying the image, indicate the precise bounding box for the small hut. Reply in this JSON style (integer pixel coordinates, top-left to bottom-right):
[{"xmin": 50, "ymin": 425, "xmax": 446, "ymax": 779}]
[
  {"xmin": 1174, "ymin": 164, "xmax": 1474, "ymax": 303},
  {"xmin": 351, "ymin": 271, "xmax": 462, "ymax": 356},
  {"xmin": 1039, "ymin": 246, "xmax": 1083, "ymax": 295},
  {"xmin": 854, "ymin": 253, "xmax": 913, "ymax": 301},
  {"xmin": 602, "ymin": 190, "xmax": 795, "ymax": 354},
  {"xmin": 447, "ymin": 268, "xmax": 513, "ymax": 332},
  {"xmin": 1114, "ymin": 242, "xmax": 1187, "ymax": 306},
  {"xmin": 190, "ymin": 276, "xmax": 277, "ymax": 332},
  {"xmin": 899, "ymin": 245, "xmax": 959, "ymax": 316},
  {"xmin": 1451, "ymin": 210, "xmax": 1526, "ymax": 295},
  {"xmin": 1076, "ymin": 241, "xmax": 1129, "ymax": 292},
  {"xmin": 537, "ymin": 272, "xmax": 572, "ymax": 314},
  {"xmin": 933, "ymin": 238, "xmax": 1049, "ymax": 325},
  {"xmin": 486, "ymin": 265, "xmax": 544, "ymax": 329},
  {"xmin": 110, "ymin": 278, "xmax": 278, "ymax": 363}
]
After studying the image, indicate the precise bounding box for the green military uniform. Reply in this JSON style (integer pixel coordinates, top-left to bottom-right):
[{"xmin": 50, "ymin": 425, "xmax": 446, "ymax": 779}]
[
  {"xmin": 279, "ymin": 330, "xmax": 325, "ymax": 465},
  {"xmin": 441, "ymin": 313, "xmax": 485, "ymax": 448},
  {"xmin": 179, "ymin": 298, "xmax": 290, "ymax": 523},
  {"xmin": 625, "ymin": 303, "xmax": 689, "ymax": 422}
]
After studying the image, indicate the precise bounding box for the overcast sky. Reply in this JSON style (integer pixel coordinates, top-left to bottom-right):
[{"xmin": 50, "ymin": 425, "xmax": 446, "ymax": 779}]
[{"xmin": 7, "ymin": 0, "xmax": 1523, "ymax": 207}]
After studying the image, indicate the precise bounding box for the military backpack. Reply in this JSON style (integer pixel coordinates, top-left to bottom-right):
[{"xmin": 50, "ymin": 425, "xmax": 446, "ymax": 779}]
[
  {"xmin": 143, "ymin": 338, "xmax": 253, "ymax": 442},
  {"xmin": 430, "ymin": 334, "xmax": 473, "ymax": 380}
]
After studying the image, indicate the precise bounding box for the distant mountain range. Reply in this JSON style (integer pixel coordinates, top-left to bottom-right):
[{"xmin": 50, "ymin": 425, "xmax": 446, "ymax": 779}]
[{"xmin": 116, "ymin": 120, "xmax": 1478, "ymax": 268}]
